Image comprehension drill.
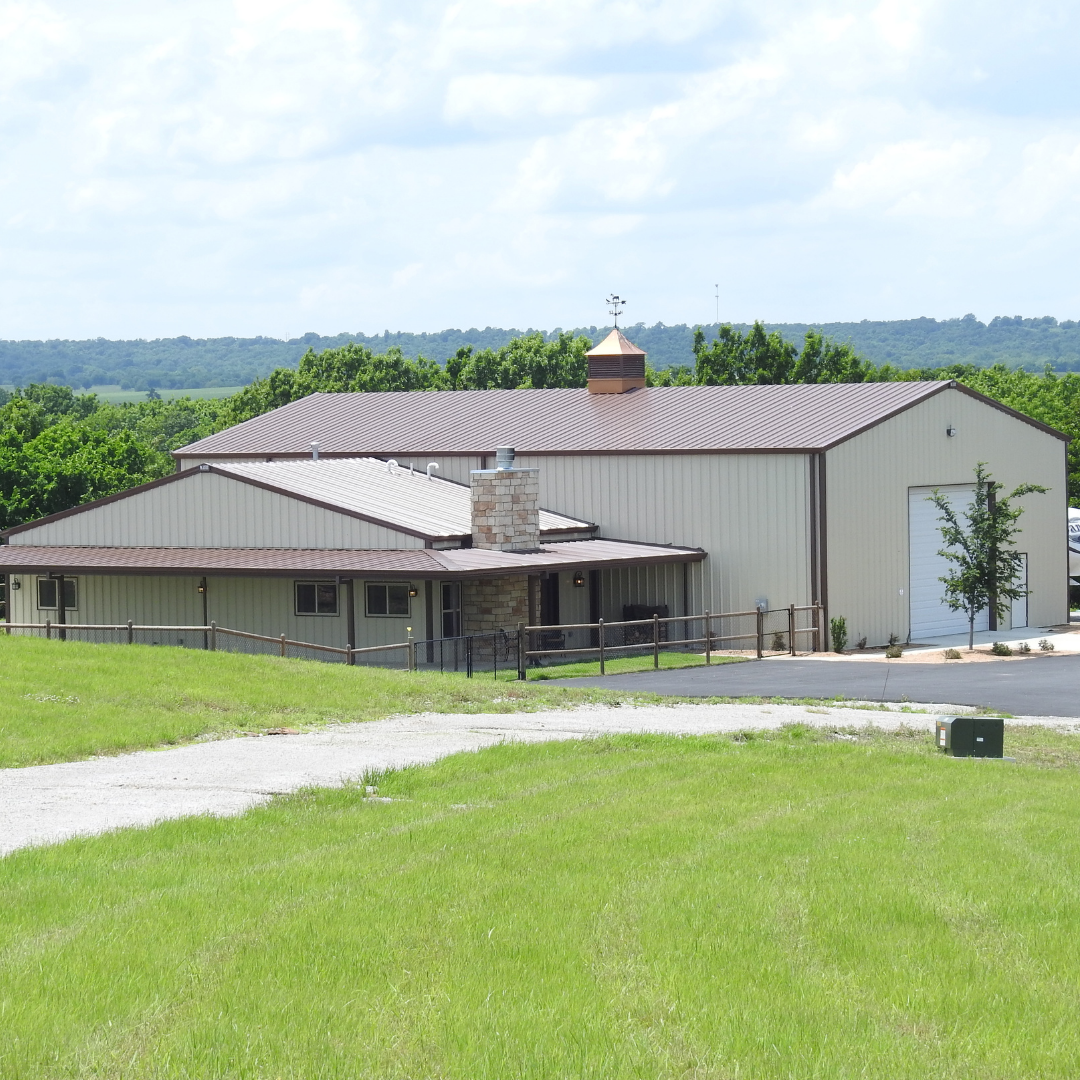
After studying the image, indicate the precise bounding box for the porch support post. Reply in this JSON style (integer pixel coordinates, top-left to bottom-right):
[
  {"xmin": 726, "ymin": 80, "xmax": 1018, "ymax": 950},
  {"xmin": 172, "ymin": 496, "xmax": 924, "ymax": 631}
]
[{"xmin": 345, "ymin": 578, "xmax": 356, "ymax": 665}]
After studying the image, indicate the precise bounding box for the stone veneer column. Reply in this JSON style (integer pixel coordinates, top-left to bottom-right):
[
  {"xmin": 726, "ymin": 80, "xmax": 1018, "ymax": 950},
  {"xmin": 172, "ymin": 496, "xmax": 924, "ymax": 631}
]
[
  {"xmin": 462, "ymin": 575, "xmax": 530, "ymax": 634},
  {"xmin": 470, "ymin": 468, "xmax": 540, "ymax": 552}
]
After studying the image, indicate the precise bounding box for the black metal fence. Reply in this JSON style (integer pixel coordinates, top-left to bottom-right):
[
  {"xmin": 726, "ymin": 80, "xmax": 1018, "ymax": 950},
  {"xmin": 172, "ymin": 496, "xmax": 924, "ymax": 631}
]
[{"xmin": 2, "ymin": 604, "xmax": 822, "ymax": 678}]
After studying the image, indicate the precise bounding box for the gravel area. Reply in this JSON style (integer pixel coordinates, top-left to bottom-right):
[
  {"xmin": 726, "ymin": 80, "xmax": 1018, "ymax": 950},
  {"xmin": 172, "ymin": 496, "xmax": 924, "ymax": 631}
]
[{"xmin": 2, "ymin": 702, "xmax": 1074, "ymax": 857}]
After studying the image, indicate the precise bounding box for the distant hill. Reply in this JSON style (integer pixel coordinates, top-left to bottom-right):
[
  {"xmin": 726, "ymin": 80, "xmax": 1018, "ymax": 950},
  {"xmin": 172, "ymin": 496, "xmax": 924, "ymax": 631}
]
[{"xmin": 3, "ymin": 315, "xmax": 1079, "ymax": 391}]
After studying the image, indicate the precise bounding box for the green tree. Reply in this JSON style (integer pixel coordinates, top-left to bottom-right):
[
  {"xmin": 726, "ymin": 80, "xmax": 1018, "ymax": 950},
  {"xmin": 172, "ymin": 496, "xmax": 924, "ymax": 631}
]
[
  {"xmin": 929, "ymin": 463, "xmax": 1047, "ymax": 651},
  {"xmin": 692, "ymin": 323, "xmax": 878, "ymax": 385}
]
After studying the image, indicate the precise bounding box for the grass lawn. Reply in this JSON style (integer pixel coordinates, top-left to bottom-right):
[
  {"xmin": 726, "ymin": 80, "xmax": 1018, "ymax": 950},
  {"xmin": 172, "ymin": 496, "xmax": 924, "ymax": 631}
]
[
  {"xmin": 4, "ymin": 727, "xmax": 1080, "ymax": 1077},
  {"xmin": 528, "ymin": 648, "xmax": 744, "ymax": 679},
  {"xmin": 0, "ymin": 635, "xmax": 632, "ymax": 768}
]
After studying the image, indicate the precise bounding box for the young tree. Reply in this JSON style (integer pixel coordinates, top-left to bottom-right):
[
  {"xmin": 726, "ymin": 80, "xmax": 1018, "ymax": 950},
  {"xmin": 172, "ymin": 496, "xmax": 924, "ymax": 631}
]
[{"xmin": 930, "ymin": 463, "xmax": 1047, "ymax": 651}]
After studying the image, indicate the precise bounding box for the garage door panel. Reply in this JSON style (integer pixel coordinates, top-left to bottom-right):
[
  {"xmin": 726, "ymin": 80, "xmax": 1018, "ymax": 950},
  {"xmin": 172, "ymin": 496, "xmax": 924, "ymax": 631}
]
[{"xmin": 909, "ymin": 486, "xmax": 989, "ymax": 638}]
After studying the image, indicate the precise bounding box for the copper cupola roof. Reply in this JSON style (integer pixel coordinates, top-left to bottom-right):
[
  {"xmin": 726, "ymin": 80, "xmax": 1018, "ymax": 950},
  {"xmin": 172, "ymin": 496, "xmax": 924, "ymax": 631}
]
[{"xmin": 585, "ymin": 329, "xmax": 647, "ymax": 394}]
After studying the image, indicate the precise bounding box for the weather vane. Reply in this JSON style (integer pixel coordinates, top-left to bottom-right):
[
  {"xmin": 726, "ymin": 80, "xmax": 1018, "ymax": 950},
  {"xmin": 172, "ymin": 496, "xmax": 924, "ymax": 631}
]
[{"xmin": 606, "ymin": 294, "xmax": 625, "ymax": 328}]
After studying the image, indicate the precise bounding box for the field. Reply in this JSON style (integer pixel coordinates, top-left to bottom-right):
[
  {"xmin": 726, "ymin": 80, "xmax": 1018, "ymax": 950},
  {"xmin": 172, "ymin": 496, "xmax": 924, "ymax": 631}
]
[
  {"xmin": 0, "ymin": 635, "xmax": 628, "ymax": 768},
  {"xmin": 4, "ymin": 726, "xmax": 1080, "ymax": 1078},
  {"xmin": 85, "ymin": 385, "xmax": 245, "ymax": 403}
]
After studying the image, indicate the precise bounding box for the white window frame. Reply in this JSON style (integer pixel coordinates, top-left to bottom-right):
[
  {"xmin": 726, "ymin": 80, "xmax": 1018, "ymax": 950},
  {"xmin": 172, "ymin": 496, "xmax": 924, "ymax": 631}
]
[
  {"xmin": 294, "ymin": 580, "xmax": 339, "ymax": 617},
  {"xmin": 36, "ymin": 576, "xmax": 78, "ymax": 611}
]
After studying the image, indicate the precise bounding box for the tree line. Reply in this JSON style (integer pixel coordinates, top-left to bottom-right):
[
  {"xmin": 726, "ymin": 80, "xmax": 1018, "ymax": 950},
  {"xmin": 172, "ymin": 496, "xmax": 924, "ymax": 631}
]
[
  {"xmin": 1, "ymin": 324, "xmax": 1078, "ymax": 531},
  {"xmin": 7, "ymin": 313, "xmax": 1080, "ymax": 391}
]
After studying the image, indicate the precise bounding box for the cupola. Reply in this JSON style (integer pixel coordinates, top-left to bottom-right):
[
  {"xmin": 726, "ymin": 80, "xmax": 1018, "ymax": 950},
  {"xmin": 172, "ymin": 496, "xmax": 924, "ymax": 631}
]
[{"xmin": 585, "ymin": 329, "xmax": 647, "ymax": 394}]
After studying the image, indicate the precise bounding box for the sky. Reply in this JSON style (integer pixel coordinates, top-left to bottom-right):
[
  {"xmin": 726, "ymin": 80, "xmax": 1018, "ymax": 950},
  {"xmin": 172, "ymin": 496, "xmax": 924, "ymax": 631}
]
[{"xmin": 1, "ymin": 0, "xmax": 1079, "ymax": 340}]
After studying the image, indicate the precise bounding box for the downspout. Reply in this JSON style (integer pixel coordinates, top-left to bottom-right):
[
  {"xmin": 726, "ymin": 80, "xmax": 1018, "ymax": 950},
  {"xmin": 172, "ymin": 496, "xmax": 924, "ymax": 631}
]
[{"xmin": 816, "ymin": 453, "xmax": 830, "ymax": 650}]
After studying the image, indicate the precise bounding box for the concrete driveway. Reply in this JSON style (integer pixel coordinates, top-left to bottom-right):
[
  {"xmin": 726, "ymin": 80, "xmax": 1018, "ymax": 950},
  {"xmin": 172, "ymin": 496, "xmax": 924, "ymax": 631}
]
[
  {"xmin": 544, "ymin": 652, "xmax": 1080, "ymax": 717},
  {"xmin": 0, "ymin": 700, "xmax": 1005, "ymax": 857}
]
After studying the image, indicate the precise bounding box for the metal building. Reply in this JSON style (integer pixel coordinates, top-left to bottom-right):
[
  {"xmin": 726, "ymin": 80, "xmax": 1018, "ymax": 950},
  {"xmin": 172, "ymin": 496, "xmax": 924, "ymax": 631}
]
[
  {"xmin": 1, "ymin": 342, "xmax": 1068, "ymax": 648},
  {"xmin": 169, "ymin": 376, "xmax": 1068, "ymax": 646}
]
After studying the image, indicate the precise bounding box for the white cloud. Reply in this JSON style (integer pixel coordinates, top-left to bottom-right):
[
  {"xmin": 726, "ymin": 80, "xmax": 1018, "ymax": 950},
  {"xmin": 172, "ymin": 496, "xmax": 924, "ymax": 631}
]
[{"xmin": 0, "ymin": 0, "xmax": 1079, "ymax": 338}]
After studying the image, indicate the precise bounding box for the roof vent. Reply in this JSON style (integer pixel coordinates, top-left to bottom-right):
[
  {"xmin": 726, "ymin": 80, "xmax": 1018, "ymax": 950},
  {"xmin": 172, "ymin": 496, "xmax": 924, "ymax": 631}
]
[
  {"xmin": 495, "ymin": 446, "xmax": 515, "ymax": 470},
  {"xmin": 310, "ymin": 441, "xmax": 319, "ymax": 461},
  {"xmin": 585, "ymin": 330, "xmax": 647, "ymax": 394}
]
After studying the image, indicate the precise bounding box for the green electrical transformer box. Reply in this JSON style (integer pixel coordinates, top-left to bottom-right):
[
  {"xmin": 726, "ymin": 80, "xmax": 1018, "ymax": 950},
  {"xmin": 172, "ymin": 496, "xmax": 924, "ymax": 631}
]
[{"xmin": 935, "ymin": 716, "xmax": 1004, "ymax": 758}]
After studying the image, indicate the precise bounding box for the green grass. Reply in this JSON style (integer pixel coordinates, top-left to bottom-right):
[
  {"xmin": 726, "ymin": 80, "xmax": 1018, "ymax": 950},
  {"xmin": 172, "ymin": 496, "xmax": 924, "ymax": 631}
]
[
  {"xmin": 528, "ymin": 649, "xmax": 744, "ymax": 679},
  {"xmin": 4, "ymin": 726, "xmax": 1080, "ymax": 1077},
  {"xmin": 0, "ymin": 635, "xmax": 633, "ymax": 768}
]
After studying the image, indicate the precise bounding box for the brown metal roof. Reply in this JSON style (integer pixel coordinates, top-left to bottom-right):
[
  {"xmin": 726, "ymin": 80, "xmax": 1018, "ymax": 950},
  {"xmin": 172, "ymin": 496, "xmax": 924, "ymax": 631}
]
[
  {"xmin": 175, "ymin": 381, "xmax": 1059, "ymax": 461},
  {"xmin": 0, "ymin": 540, "xmax": 703, "ymax": 578}
]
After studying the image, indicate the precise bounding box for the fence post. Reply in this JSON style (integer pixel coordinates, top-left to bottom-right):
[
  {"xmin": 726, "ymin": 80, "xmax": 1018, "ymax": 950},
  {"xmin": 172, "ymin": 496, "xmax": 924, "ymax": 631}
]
[
  {"xmin": 466, "ymin": 635, "xmax": 473, "ymax": 679},
  {"xmin": 789, "ymin": 603, "xmax": 796, "ymax": 656},
  {"xmin": 598, "ymin": 618, "xmax": 605, "ymax": 675},
  {"xmin": 280, "ymin": 633, "xmax": 286, "ymax": 657},
  {"xmin": 812, "ymin": 604, "xmax": 821, "ymax": 652},
  {"xmin": 209, "ymin": 621, "xmax": 217, "ymax": 652},
  {"xmin": 653, "ymin": 614, "xmax": 660, "ymax": 669},
  {"xmin": 408, "ymin": 640, "xmax": 416, "ymax": 672},
  {"xmin": 126, "ymin": 619, "xmax": 134, "ymax": 645},
  {"xmin": 347, "ymin": 645, "xmax": 354, "ymax": 667},
  {"xmin": 705, "ymin": 610, "xmax": 711, "ymax": 665},
  {"xmin": 756, "ymin": 608, "xmax": 764, "ymax": 659},
  {"xmin": 46, "ymin": 619, "xmax": 51, "ymax": 640},
  {"xmin": 517, "ymin": 623, "xmax": 526, "ymax": 681}
]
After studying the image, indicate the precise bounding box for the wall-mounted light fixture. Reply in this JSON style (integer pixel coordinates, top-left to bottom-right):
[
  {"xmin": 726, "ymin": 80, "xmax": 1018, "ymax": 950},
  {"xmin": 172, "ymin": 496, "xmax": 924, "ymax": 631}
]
[
  {"xmin": 9, "ymin": 577, "xmax": 20, "ymax": 590},
  {"xmin": 197, "ymin": 579, "xmax": 206, "ymax": 594},
  {"xmin": 946, "ymin": 425, "xmax": 958, "ymax": 437},
  {"xmin": 572, "ymin": 570, "xmax": 586, "ymax": 588},
  {"xmin": 409, "ymin": 587, "xmax": 419, "ymax": 597}
]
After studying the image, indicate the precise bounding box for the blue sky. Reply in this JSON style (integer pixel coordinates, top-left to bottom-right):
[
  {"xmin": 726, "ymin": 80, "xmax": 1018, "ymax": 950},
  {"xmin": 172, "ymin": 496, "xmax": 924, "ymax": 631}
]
[{"xmin": 2, "ymin": 0, "xmax": 1079, "ymax": 339}]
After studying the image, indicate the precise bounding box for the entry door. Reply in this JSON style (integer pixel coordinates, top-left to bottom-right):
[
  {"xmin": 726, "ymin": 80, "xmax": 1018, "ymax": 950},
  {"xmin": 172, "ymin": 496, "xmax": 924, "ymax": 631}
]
[
  {"xmin": 1010, "ymin": 554, "xmax": 1028, "ymax": 629},
  {"xmin": 909, "ymin": 486, "xmax": 990, "ymax": 638}
]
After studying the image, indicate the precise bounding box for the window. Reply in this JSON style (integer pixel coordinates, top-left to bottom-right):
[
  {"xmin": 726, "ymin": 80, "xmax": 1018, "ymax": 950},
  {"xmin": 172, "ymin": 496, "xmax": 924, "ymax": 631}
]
[
  {"xmin": 295, "ymin": 580, "xmax": 338, "ymax": 616},
  {"xmin": 441, "ymin": 581, "xmax": 461, "ymax": 637},
  {"xmin": 366, "ymin": 582, "xmax": 411, "ymax": 617},
  {"xmin": 37, "ymin": 577, "xmax": 77, "ymax": 610}
]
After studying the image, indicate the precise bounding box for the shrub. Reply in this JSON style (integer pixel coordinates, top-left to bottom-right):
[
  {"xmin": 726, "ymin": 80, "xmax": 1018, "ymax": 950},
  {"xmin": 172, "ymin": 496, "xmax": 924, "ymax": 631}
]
[
  {"xmin": 888, "ymin": 632, "xmax": 901, "ymax": 646},
  {"xmin": 944, "ymin": 648, "xmax": 962, "ymax": 660},
  {"xmin": 885, "ymin": 645, "xmax": 903, "ymax": 658},
  {"xmin": 1017, "ymin": 641, "xmax": 1031, "ymax": 654},
  {"xmin": 830, "ymin": 617, "xmax": 848, "ymax": 653},
  {"xmin": 770, "ymin": 631, "xmax": 786, "ymax": 652},
  {"xmin": 991, "ymin": 641, "xmax": 1012, "ymax": 656},
  {"xmin": 856, "ymin": 636, "xmax": 867, "ymax": 650},
  {"xmin": 1039, "ymin": 638, "xmax": 1055, "ymax": 652}
]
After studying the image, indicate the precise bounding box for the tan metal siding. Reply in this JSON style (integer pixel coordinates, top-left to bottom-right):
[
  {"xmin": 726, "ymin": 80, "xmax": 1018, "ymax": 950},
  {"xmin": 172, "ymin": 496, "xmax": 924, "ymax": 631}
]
[
  {"xmin": 4, "ymin": 573, "xmax": 422, "ymax": 650},
  {"xmin": 826, "ymin": 387, "xmax": 1067, "ymax": 645},
  {"xmin": 8, "ymin": 472, "xmax": 423, "ymax": 550},
  {"xmin": 510, "ymin": 452, "xmax": 810, "ymax": 616}
]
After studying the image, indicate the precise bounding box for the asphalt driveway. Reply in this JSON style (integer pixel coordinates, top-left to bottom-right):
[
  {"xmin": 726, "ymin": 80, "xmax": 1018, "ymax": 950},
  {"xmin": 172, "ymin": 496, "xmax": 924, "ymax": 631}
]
[{"xmin": 544, "ymin": 653, "xmax": 1080, "ymax": 718}]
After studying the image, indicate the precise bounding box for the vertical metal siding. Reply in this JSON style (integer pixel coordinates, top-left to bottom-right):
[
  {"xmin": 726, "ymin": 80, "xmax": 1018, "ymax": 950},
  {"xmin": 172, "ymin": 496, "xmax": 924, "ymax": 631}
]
[
  {"xmin": 513, "ymin": 452, "xmax": 810, "ymax": 616},
  {"xmin": 826, "ymin": 388, "xmax": 1067, "ymax": 646},
  {"xmin": 8, "ymin": 472, "xmax": 424, "ymax": 550}
]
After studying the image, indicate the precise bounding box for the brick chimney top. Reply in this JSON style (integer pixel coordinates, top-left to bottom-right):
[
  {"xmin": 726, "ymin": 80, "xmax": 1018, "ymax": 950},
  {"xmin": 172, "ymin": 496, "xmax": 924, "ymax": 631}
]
[{"xmin": 586, "ymin": 329, "xmax": 646, "ymax": 394}]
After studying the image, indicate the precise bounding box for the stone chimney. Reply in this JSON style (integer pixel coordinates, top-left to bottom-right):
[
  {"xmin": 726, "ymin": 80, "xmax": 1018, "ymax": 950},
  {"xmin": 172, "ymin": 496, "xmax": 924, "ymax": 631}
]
[
  {"xmin": 585, "ymin": 329, "xmax": 647, "ymax": 394},
  {"xmin": 470, "ymin": 446, "xmax": 540, "ymax": 551}
]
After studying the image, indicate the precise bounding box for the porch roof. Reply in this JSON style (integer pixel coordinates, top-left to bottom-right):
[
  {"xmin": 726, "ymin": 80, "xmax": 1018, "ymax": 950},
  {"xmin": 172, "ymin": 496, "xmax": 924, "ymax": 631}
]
[{"xmin": 0, "ymin": 539, "xmax": 705, "ymax": 579}]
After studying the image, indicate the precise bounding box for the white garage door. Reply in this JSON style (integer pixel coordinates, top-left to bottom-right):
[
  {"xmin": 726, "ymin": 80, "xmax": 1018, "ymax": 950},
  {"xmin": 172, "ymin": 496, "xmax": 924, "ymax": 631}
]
[{"xmin": 909, "ymin": 485, "xmax": 989, "ymax": 639}]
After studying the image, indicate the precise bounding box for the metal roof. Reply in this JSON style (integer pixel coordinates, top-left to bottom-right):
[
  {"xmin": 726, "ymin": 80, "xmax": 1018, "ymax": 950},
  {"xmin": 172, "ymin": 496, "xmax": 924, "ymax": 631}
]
[
  {"xmin": 0, "ymin": 539, "xmax": 703, "ymax": 578},
  {"xmin": 214, "ymin": 458, "xmax": 592, "ymax": 539},
  {"xmin": 175, "ymin": 382, "xmax": 1046, "ymax": 461},
  {"xmin": 586, "ymin": 329, "xmax": 647, "ymax": 358}
]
